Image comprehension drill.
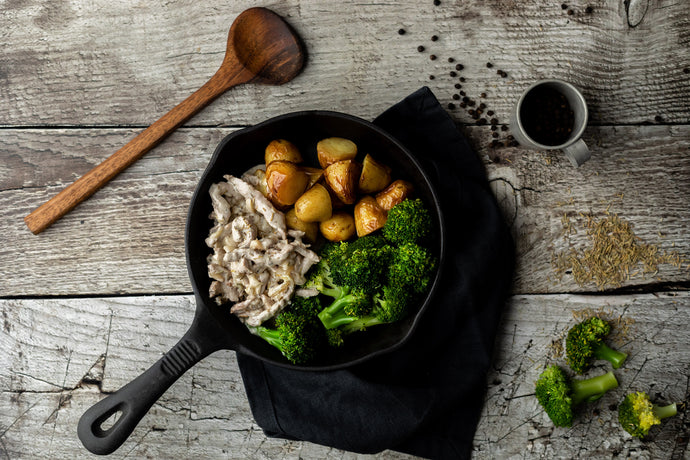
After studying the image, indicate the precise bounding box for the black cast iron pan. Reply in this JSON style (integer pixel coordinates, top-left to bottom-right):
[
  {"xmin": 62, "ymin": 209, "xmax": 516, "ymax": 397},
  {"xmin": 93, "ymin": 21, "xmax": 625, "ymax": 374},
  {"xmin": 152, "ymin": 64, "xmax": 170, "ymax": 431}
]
[{"xmin": 77, "ymin": 111, "xmax": 445, "ymax": 454}]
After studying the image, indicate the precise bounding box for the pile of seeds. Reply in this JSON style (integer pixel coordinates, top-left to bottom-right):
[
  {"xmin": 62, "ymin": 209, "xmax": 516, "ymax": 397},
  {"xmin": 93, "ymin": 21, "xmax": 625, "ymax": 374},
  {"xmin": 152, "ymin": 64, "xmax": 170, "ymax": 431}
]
[{"xmin": 552, "ymin": 212, "xmax": 688, "ymax": 290}]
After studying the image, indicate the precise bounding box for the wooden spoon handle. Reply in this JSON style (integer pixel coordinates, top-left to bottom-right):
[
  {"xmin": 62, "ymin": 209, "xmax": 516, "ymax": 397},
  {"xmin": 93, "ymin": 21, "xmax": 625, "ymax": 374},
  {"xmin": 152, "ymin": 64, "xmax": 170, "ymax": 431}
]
[{"xmin": 25, "ymin": 64, "xmax": 251, "ymax": 234}]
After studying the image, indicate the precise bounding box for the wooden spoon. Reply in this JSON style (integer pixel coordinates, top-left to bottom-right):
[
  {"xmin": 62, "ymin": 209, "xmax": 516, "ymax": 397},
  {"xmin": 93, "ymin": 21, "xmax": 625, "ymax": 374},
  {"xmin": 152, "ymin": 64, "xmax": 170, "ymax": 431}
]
[{"xmin": 24, "ymin": 7, "xmax": 305, "ymax": 234}]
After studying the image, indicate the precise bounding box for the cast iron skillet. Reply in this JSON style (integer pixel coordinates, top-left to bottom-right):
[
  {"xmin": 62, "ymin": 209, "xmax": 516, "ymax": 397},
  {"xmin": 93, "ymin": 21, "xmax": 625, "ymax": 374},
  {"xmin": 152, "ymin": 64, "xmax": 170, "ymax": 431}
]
[{"xmin": 77, "ymin": 111, "xmax": 445, "ymax": 455}]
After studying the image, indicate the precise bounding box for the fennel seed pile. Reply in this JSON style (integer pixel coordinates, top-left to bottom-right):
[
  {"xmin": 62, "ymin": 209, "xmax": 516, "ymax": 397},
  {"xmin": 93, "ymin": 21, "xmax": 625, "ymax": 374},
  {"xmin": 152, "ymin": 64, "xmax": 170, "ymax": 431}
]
[{"xmin": 552, "ymin": 212, "xmax": 687, "ymax": 290}]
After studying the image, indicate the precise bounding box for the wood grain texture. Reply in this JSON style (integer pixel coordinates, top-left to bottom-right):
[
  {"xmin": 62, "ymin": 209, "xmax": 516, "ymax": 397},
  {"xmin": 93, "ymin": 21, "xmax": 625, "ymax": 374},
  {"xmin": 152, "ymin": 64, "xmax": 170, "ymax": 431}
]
[
  {"xmin": 1, "ymin": 293, "xmax": 687, "ymax": 459},
  {"xmin": 1, "ymin": 0, "xmax": 688, "ymax": 128},
  {"xmin": 2, "ymin": 125, "xmax": 688, "ymax": 296}
]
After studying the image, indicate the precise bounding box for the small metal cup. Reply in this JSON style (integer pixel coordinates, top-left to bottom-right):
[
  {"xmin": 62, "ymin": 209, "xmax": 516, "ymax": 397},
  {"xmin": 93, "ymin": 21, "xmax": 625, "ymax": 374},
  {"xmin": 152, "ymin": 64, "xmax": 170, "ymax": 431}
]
[{"xmin": 510, "ymin": 79, "xmax": 590, "ymax": 167}]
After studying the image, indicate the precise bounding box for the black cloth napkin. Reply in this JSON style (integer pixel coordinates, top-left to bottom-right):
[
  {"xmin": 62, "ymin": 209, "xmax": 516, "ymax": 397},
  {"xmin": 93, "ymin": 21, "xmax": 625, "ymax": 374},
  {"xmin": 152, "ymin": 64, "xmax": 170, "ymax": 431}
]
[{"xmin": 237, "ymin": 87, "xmax": 515, "ymax": 459}]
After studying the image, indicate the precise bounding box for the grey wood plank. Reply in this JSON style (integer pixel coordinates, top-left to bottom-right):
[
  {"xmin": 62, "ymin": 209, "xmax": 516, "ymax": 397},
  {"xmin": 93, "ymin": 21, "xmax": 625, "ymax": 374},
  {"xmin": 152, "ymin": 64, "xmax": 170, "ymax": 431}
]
[
  {"xmin": 1, "ymin": 293, "xmax": 687, "ymax": 458},
  {"xmin": 2, "ymin": 125, "xmax": 688, "ymax": 297},
  {"xmin": 0, "ymin": 1, "xmax": 688, "ymax": 128}
]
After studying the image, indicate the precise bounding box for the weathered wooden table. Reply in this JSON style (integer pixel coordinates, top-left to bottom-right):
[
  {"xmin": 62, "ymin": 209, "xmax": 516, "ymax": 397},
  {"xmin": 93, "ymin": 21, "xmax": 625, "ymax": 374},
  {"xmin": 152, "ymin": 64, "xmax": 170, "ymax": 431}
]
[{"xmin": 2, "ymin": 1, "xmax": 688, "ymax": 458}]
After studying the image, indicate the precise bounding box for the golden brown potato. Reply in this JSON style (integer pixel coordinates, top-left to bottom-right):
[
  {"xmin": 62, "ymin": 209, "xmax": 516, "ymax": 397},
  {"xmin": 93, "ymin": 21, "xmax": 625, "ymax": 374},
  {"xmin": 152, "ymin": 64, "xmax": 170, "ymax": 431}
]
[
  {"xmin": 300, "ymin": 166, "xmax": 324, "ymax": 189},
  {"xmin": 316, "ymin": 137, "xmax": 358, "ymax": 168},
  {"xmin": 319, "ymin": 212, "xmax": 356, "ymax": 242},
  {"xmin": 285, "ymin": 208, "xmax": 319, "ymax": 243},
  {"xmin": 265, "ymin": 160, "xmax": 309, "ymax": 206},
  {"xmin": 354, "ymin": 196, "xmax": 388, "ymax": 237},
  {"xmin": 295, "ymin": 184, "xmax": 332, "ymax": 222},
  {"xmin": 358, "ymin": 154, "xmax": 392, "ymax": 194},
  {"xmin": 323, "ymin": 160, "xmax": 361, "ymax": 205},
  {"xmin": 265, "ymin": 139, "xmax": 303, "ymax": 165},
  {"xmin": 375, "ymin": 179, "xmax": 414, "ymax": 211}
]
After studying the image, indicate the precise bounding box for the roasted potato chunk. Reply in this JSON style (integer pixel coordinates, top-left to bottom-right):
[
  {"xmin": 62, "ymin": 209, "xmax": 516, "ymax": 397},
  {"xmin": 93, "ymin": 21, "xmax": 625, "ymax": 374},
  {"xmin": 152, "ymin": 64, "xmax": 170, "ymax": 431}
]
[
  {"xmin": 319, "ymin": 212, "xmax": 356, "ymax": 242},
  {"xmin": 317, "ymin": 137, "xmax": 358, "ymax": 168},
  {"xmin": 375, "ymin": 179, "xmax": 414, "ymax": 211},
  {"xmin": 285, "ymin": 208, "xmax": 319, "ymax": 243},
  {"xmin": 358, "ymin": 154, "xmax": 392, "ymax": 194},
  {"xmin": 265, "ymin": 139, "xmax": 303, "ymax": 165},
  {"xmin": 323, "ymin": 159, "xmax": 361, "ymax": 205},
  {"xmin": 295, "ymin": 184, "xmax": 332, "ymax": 222},
  {"xmin": 354, "ymin": 196, "xmax": 388, "ymax": 237},
  {"xmin": 300, "ymin": 166, "xmax": 324, "ymax": 189},
  {"xmin": 266, "ymin": 160, "xmax": 309, "ymax": 206}
]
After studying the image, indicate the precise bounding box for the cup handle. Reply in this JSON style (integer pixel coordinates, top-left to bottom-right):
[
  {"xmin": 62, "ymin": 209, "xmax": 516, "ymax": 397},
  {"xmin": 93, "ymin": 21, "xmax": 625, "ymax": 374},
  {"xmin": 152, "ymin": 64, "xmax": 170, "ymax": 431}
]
[{"xmin": 563, "ymin": 138, "xmax": 591, "ymax": 167}]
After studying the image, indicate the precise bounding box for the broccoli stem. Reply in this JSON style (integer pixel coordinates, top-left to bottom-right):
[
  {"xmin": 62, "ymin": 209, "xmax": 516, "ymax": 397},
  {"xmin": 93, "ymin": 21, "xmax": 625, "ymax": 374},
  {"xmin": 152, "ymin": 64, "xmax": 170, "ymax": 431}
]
[
  {"xmin": 254, "ymin": 326, "xmax": 282, "ymax": 349},
  {"xmin": 571, "ymin": 371, "xmax": 619, "ymax": 405},
  {"xmin": 653, "ymin": 403, "xmax": 678, "ymax": 420},
  {"xmin": 593, "ymin": 343, "xmax": 627, "ymax": 369},
  {"xmin": 339, "ymin": 315, "xmax": 384, "ymax": 334},
  {"xmin": 317, "ymin": 293, "xmax": 360, "ymax": 329}
]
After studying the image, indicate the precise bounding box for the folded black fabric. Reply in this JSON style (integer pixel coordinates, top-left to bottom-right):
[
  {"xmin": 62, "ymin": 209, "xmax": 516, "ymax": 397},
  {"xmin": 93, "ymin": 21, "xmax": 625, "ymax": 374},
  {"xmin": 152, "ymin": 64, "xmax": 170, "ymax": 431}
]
[{"xmin": 237, "ymin": 87, "xmax": 515, "ymax": 459}]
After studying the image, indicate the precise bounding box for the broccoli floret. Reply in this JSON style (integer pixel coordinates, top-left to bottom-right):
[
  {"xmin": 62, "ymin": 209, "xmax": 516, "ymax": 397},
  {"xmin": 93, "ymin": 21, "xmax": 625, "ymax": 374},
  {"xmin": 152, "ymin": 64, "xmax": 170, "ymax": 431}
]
[
  {"xmin": 382, "ymin": 198, "xmax": 433, "ymax": 246},
  {"xmin": 535, "ymin": 364, "xmax": 619, "ymax": 427},
  {"xmin": 253, "ymin": 296, "xmax": 326, "ymax": 364},
  {"xmin": 326, "ymin": 328, "xmax": 345, "ymax": 348},
  {"xmin": 338, "ymin": 284, "xmax": 412, "ymax": 334},
  {"xmin": 317, "ymin": 288, "xmax": 372, "ymax": 329},
  {"xmin": 388, "ymin": 242, "xmax": 436, "ymax": 295},
  {"xmin": 566, "ymin": 317, "xmax": 628, "ymax": 373},
  {"xmin": 303, "ymin": 259, "xmax": 347, "ymax": 300},
  {"xmin": 327, "ymin": 238, "xmax": 391, "ymax": 294},
  {"xmin": 618, "ymin": 392, "xmax": 678, "ymax": 438}
]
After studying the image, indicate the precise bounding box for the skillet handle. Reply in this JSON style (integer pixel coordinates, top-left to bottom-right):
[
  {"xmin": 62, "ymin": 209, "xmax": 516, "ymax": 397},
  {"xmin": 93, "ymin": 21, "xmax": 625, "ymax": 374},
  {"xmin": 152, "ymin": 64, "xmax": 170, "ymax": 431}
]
[{"xmin": 77, "ymin": 305, "xmax": 231, "ymax": 455}]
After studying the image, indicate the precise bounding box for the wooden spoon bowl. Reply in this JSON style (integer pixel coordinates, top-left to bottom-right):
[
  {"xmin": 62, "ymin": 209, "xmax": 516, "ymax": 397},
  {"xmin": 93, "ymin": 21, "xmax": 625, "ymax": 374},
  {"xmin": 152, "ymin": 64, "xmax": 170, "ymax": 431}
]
[{"xmin": 24, "ymin": 7, "xmax": 305, "ymax": 234}]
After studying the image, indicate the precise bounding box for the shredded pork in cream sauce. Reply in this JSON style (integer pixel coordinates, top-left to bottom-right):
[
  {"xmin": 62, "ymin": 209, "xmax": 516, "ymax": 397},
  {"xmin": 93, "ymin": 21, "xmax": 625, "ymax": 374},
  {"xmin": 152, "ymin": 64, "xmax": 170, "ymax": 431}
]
[{"xmin": 205, "ymin": 174, "xmax": 319, "ymax": 327}]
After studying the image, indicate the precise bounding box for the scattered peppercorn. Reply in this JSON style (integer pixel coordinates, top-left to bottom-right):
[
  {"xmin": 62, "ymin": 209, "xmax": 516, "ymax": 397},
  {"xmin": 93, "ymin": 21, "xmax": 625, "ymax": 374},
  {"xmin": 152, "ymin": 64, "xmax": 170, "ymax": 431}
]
[
  {"xmin": 429, "ymin": 75, "xmax": 435, "ymax": 80},
  {"xmin": 499, "ymin": 70, "xmax": 508, "ymax": 78},
  {"xmin": 468, "ymin": 109, "xmax": 475, "ymax": 116},
  {"xmin": 455, "ymin": 83, "xmax": 462, "ymax": 89},
  {"xmin": 568, "ymin": 9, "xmax": 574, "ymax": 15},
  {"xmin": 486, "ymin": 62, "xmax": 493, "ymax": 68},
  {"xmin": 501, "ymin": 125, "xmax": 509, "ymax": 131},
  {"xmin": 492, "ymin": 132, "xmax": 500, "ymax": 138},
  {"xmin": 487, "ymin": 110, "xmax": 495, "ymax": 116},
  {"xmin": 459, "ymin": 102, "xmax": 467, "ymax": 108},
  {"xmin": 585, "ymin": 6, "xmax": 593, "ymax": 13},
  {"xmin": 455, "ymin": 63, "xmax": 464, "ymax": 71},
  {"xmin": 450, "ymin": 71, "xmax": 457, "ymax": 77},
  {"xmin": 476, "ymin": 108, "xmax": 483, "ymax": 115},
  {"xmin": 460, "ymin": 77, "xmax": 466, "ymax": 82},
  {"xmin": 430, "ymin": 54, "xmax": 437, "ymax": 60},
  {"xmin": 431, "ymin": 35, "xmax": 439, "ymax": 41},
  {"xmin": 477, "ymin": 118, "xmax": 488, "ymax": 125},
  {"xmin": 561, "ymin": 3, "xmax": 568, "ymax": 9},
  {"xmin": 448, "ymin": 57, "xmax": 455, "ymax": 63},
  {"xmin": 452, "ymin": 94, "xmax": 460, "ymax": 100},
  {"xmin": 468, "ymin": 100, "xmax": 476, "ymax": 107},
  {"xmin": 417, "ymin": 45, "xmax": 425, "ymax": 52},
  {"xmin": 398, "ymin": 28, "xmax": 406, "ymax": 35},
  {"xmin": 479, "ymin": 102, "xmax": 487, "ymax": 109},
  {"xmin": 480, "ymin": 92, "xmax": 487, "ymax": 98},
  {"xmin": 490, "ymin": 118, "xmax": 498, "ymax": 125},
  {"xmin": 448, "ymin": 103, "xmax": 456, "ymax": 109},
  {"xmin": 433, "ymin": 0, "xmax": 441, "ymax": 5},
  {"xmin": 491, "ymin": 125, "xmax": 498, "ymax": 131}
]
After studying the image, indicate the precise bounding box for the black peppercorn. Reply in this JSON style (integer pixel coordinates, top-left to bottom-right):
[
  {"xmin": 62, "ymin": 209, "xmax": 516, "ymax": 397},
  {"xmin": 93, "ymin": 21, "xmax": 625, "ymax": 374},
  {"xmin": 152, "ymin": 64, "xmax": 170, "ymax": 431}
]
[
  {"xmin": 459, "ymin": 102, "xmax": 467, "ymax": 108},
  {"xmin": 450, "ymin": 71, "xmax": 457, "ymax": 77},
  {"xmin": 501, "ymin": 125, "xmax": 509, "ymax": 131},
  {"xmin": 585, "ymin": 6, "xmax": 593, "ymax": 13},
  {"xmin": 452, "ymin": 94, "xmax": 460, "ymax": 100},
  {"xmin": 479, "ymin": 102, "xmax": 487, "ymax": 109},
  {"xmin": 486, "ymin": 62, "xmax": 493, "ymax": 68},
  {"xmin": 417, "ymin": 45, "xmax": 425, "ymax": 52},
  {"xmin": 462, "ymin": 96, "xmax": 469, "ymax": 102},
  {"xmin": 455, "ymin": 63, "xmax": 464, "ymax": 71},
  {"xmin": 492, "ymin": 132, "xmax": 499, "ymax": 138},
  {"xmin": 491, "ymin": 125, "xmax": 498, "ymax": 131},
  {"xmin": 459, "ymin": 77, "xmax": 466, "ymax": 82},
  {"xmin": 561, "ymin": 3, "xmax": 568, "ymax": 9},
  {"xmin": 430, "ymin": 54, "xmax": 437, "ymax": 60},
  {"xmin": 490, "ymin": 118, "xmax": 498, "ymax": 125},
  {"xmin": 398, "ymin": 28, "xmax": 406, "ymax": 35},
  {"xmin": 468, "ymin": 99, "xmax": 476, "ymax": 107},
  {"xmin": 487, "ymin": 110, "xmax": 495, "ymax": 116},
  {"xmin": 431, "ymin": 35, "xmax": 439, "ymax": 41},
  {"xmin": 433, "ymin": 0, "xmax": 441, "ymax": 5},
  {"xmin": 480, "ymin": 92, "xmax": 487, "ymax": 98},
  {"xmin": 448, "ymin": 102, "xmax": 456, "ymax": 109},
  {"xmin": 448, "ymin": 57, "xmax": 455, "ymax": 63},
  {"xmin": 454, "ymin": 83, "xmax": 462, "ymax": 89},
  {"xmin": 429, "ymin": 75, "xmax": 435, "ymax": 80},
  {"xmin": 568, "ymin": 9, "xmax": 574, "ymax": 15},
  {"xmin": 477, "ymin": 118, "xmax": 488, "ymax": 125}
]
